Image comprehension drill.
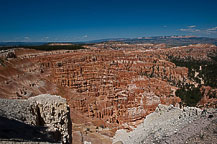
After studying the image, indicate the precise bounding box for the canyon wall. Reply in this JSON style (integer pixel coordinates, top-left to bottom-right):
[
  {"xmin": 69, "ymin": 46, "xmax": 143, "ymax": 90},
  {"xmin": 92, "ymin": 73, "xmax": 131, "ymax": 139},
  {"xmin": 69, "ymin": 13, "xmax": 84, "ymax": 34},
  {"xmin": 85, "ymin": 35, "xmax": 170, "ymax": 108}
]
[
  {"xmin": 0, "ymin": 44, "xmax": 216, "ymax": 143},
  {"xmin": 37, "ymin": 49, "xmax": 186, "ymax": 128}
]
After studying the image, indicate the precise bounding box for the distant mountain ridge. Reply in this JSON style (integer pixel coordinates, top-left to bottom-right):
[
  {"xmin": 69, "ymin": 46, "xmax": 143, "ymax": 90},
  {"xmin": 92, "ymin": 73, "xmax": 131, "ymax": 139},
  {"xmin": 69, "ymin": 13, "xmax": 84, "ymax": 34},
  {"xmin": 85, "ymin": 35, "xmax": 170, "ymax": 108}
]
[
  {"xmin": 86, "ymin": 36, "xmax": 217, "ymax": 47},
  {"xmin": 0, "ymin": 42, "xmax": 46, "ymax": 47},
  {"xmin": 1, "ymin": 36, "xmax": 217, "ymax": 47},
  {"xmin": 0, "ymin": 42, "xmax": 81, "ymax": 47}
]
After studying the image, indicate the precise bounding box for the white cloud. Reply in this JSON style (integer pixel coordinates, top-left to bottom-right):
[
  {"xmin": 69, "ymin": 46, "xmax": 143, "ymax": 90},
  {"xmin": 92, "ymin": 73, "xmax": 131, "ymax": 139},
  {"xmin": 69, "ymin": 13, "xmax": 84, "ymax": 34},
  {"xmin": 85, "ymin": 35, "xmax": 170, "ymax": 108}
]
[
  {"xmin": 207, "ymin": 26, "xmax": 217, "ymax": 31},
  {"xmin": 188, "ymin": 25, "xmax": 196, "ymax": 28},
  {"xmin": 23, "ymin": 36, "xmax": 31, "ymax": 42},
  {"xmin": 179, "ymin": 28, "xmax": 188, "ymax": 31},
  {"xmin": 179, "ymin": 26, "xmax": 217, "ymax": 35},
  {"xmin": 179, "ymin": 28, "xmax": 200, "ymax": 32},
  {"xmin": 24, "ymin": 36, "xmax": 30, "ymax": 39},
  {"xmin": 41, "ymin": 36, "xmax": 50, "ymax": 41},
  {"xmin": 179, "ymin": 25, "xmax": 200, "ymax": 33},
  {"xmin": 83, "ymin": 35, "xmax": 88, "ymax": 38}
]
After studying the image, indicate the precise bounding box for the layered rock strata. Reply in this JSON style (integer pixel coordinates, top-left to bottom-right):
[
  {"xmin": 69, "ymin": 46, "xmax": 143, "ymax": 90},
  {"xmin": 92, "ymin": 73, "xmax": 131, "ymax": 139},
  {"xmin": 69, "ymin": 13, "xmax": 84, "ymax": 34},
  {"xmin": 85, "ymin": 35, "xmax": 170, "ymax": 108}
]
[{"xmin": 0, "ymin": 44, "xmax": 216, "ymax": 143}]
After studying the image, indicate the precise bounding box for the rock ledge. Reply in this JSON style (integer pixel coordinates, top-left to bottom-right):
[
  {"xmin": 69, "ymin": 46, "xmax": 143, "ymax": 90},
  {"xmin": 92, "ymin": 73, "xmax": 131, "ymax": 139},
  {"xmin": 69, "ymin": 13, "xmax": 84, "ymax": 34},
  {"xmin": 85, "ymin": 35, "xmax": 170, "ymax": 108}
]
[{"xmin": 0, "ymin": 94, "xmax": 71, "ymax": 144}]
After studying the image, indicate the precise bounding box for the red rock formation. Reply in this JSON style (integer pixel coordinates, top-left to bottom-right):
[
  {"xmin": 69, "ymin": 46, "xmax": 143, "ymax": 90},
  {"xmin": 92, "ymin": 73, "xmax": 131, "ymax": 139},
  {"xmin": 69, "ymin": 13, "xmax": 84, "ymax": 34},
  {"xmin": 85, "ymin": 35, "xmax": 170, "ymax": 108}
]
[{"xmin": 0, "ymin": 44, "xmax": 216, "ymax": 143}]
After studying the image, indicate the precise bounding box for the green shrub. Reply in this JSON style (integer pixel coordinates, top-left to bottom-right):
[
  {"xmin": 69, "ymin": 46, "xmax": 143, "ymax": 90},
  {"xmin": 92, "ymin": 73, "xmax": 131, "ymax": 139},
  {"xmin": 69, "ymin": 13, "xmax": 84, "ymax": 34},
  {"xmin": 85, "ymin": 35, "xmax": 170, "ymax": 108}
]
[
  {"xmin": 169, "ymin": 56, "xmax": 217, "ymax": 88},
  {"xmin": 175, "ymin": 85, "xmax": 202, "ymax": 107},
  {"xmin": 0, "ymin": 44, "xmax": 85, "ymax": 51}
]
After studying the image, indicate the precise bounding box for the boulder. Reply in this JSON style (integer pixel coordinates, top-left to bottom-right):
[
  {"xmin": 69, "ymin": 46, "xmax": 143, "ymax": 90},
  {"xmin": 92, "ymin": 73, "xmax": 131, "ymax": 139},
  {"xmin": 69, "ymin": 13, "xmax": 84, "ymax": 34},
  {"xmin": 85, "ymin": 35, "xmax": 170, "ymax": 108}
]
[{"xmin": 0, "ymin": 94, "xmax": 72, "ymax": 144}]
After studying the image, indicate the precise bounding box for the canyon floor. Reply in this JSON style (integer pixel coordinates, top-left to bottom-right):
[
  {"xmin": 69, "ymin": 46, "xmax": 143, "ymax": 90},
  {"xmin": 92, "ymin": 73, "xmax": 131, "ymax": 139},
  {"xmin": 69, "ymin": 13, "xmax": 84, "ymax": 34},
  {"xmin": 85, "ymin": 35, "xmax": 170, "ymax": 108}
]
[{"xmin": 0, "ymin": 42, "xmax": 216, "ymax": 143}]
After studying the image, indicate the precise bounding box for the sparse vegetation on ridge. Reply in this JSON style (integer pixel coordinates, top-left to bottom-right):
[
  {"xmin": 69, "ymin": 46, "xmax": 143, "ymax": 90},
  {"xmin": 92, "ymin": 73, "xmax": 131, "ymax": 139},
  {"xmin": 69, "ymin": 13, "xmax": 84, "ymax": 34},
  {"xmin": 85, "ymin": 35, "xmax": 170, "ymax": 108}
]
[
  {"xmin": 168, "ymin": 55, "xmax": 217, "ymax": 106},
  {"xmin": 169, "ymin": 57, "xmax": 217, "ymax": 88},
  {"xmin": 175, "ymin": 84, "xmax": 202, "ymax": 107},
  {"xmin": 0, "ymin": 44, "xmax": 86, "ymax": 51}
]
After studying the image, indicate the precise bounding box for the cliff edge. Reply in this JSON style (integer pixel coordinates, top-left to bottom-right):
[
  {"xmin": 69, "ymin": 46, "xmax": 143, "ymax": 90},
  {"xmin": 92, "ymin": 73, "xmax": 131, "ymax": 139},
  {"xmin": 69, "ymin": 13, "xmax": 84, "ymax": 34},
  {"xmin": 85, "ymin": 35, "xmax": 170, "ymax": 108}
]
[
  {"xmin": 0, "ymin": 94, "xmax": 72, "ymax": 144},
  {"xmin": 113, "ymin": 104, "xmax": 217, "ymax": 144}
]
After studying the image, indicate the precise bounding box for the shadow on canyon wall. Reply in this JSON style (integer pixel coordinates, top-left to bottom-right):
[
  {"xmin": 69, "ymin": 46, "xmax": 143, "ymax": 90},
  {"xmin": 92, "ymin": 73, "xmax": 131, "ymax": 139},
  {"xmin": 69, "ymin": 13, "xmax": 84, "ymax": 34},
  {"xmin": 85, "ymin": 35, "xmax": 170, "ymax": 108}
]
[{"xmin": 0, "ymin": 116, "xmax": 61, "ymax": 143}]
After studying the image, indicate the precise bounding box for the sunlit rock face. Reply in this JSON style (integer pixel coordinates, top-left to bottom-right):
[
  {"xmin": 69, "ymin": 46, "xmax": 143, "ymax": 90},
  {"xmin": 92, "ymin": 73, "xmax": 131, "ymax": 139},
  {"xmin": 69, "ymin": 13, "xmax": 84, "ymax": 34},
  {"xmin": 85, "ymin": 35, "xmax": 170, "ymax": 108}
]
[
  {"xmin": 0, "ymin": 94, "xmax": 71, "ymax": 144},
  {"xmin": 0, "ymin": 44, "xmax": 216, "ymax": 143},
  {"xmin": 44, "ymin": 49, "xmax": 186, "ymax": 128},
  {"xmin": 113, "ymin": 104, "xmax": 217, "ymax": 144}
]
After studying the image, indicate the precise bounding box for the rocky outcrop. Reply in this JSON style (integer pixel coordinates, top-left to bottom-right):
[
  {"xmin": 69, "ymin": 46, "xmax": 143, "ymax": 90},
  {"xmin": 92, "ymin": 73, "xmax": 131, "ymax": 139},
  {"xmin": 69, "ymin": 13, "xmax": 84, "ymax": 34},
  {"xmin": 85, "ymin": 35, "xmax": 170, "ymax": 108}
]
[
  {"xmin": 0, "ymin": 44, "xmax": 216, "ymax": 143},
  {"xmin": 0, "ymin": 49, "xmax": 16, "ymax": 59},
  {"xmin": 45, "ymin": 49, "xmax": 185, "ymax": 128},
  {"xmin": 113, "ymin": 104, "xmax": 216, "ymax": 144},
  {"xmin": 0, "ymin": 94, "xmax": 71, "ymax": 143}
]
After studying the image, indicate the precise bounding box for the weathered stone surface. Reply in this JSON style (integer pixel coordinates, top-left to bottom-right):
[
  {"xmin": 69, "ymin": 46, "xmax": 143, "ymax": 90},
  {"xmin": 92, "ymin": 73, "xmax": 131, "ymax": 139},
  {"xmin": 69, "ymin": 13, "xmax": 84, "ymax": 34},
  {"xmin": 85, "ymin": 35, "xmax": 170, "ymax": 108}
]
[
  {"xmin": 0, "ymin": 94, "xmax": 71, "ymax": 144},
  {"xmin": 113, "ymin": 104, "xmax": 216, "ymax": 144}
]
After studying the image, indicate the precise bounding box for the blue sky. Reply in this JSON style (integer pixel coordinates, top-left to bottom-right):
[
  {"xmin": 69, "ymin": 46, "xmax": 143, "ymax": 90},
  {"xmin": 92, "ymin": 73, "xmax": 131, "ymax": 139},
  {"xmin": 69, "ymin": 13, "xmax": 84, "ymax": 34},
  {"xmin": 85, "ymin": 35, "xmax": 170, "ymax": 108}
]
[{"xmin": 0, "ymin": 0, "xmax": 217, "ymax": 42}]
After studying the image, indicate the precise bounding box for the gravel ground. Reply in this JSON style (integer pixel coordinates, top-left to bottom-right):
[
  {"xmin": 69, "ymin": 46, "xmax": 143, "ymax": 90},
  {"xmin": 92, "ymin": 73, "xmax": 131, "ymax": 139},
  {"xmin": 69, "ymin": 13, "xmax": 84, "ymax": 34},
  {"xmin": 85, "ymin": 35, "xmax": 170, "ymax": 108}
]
[{"xmin": 113, "ymin": 104, "xmax": 216, "ymax": 144}]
